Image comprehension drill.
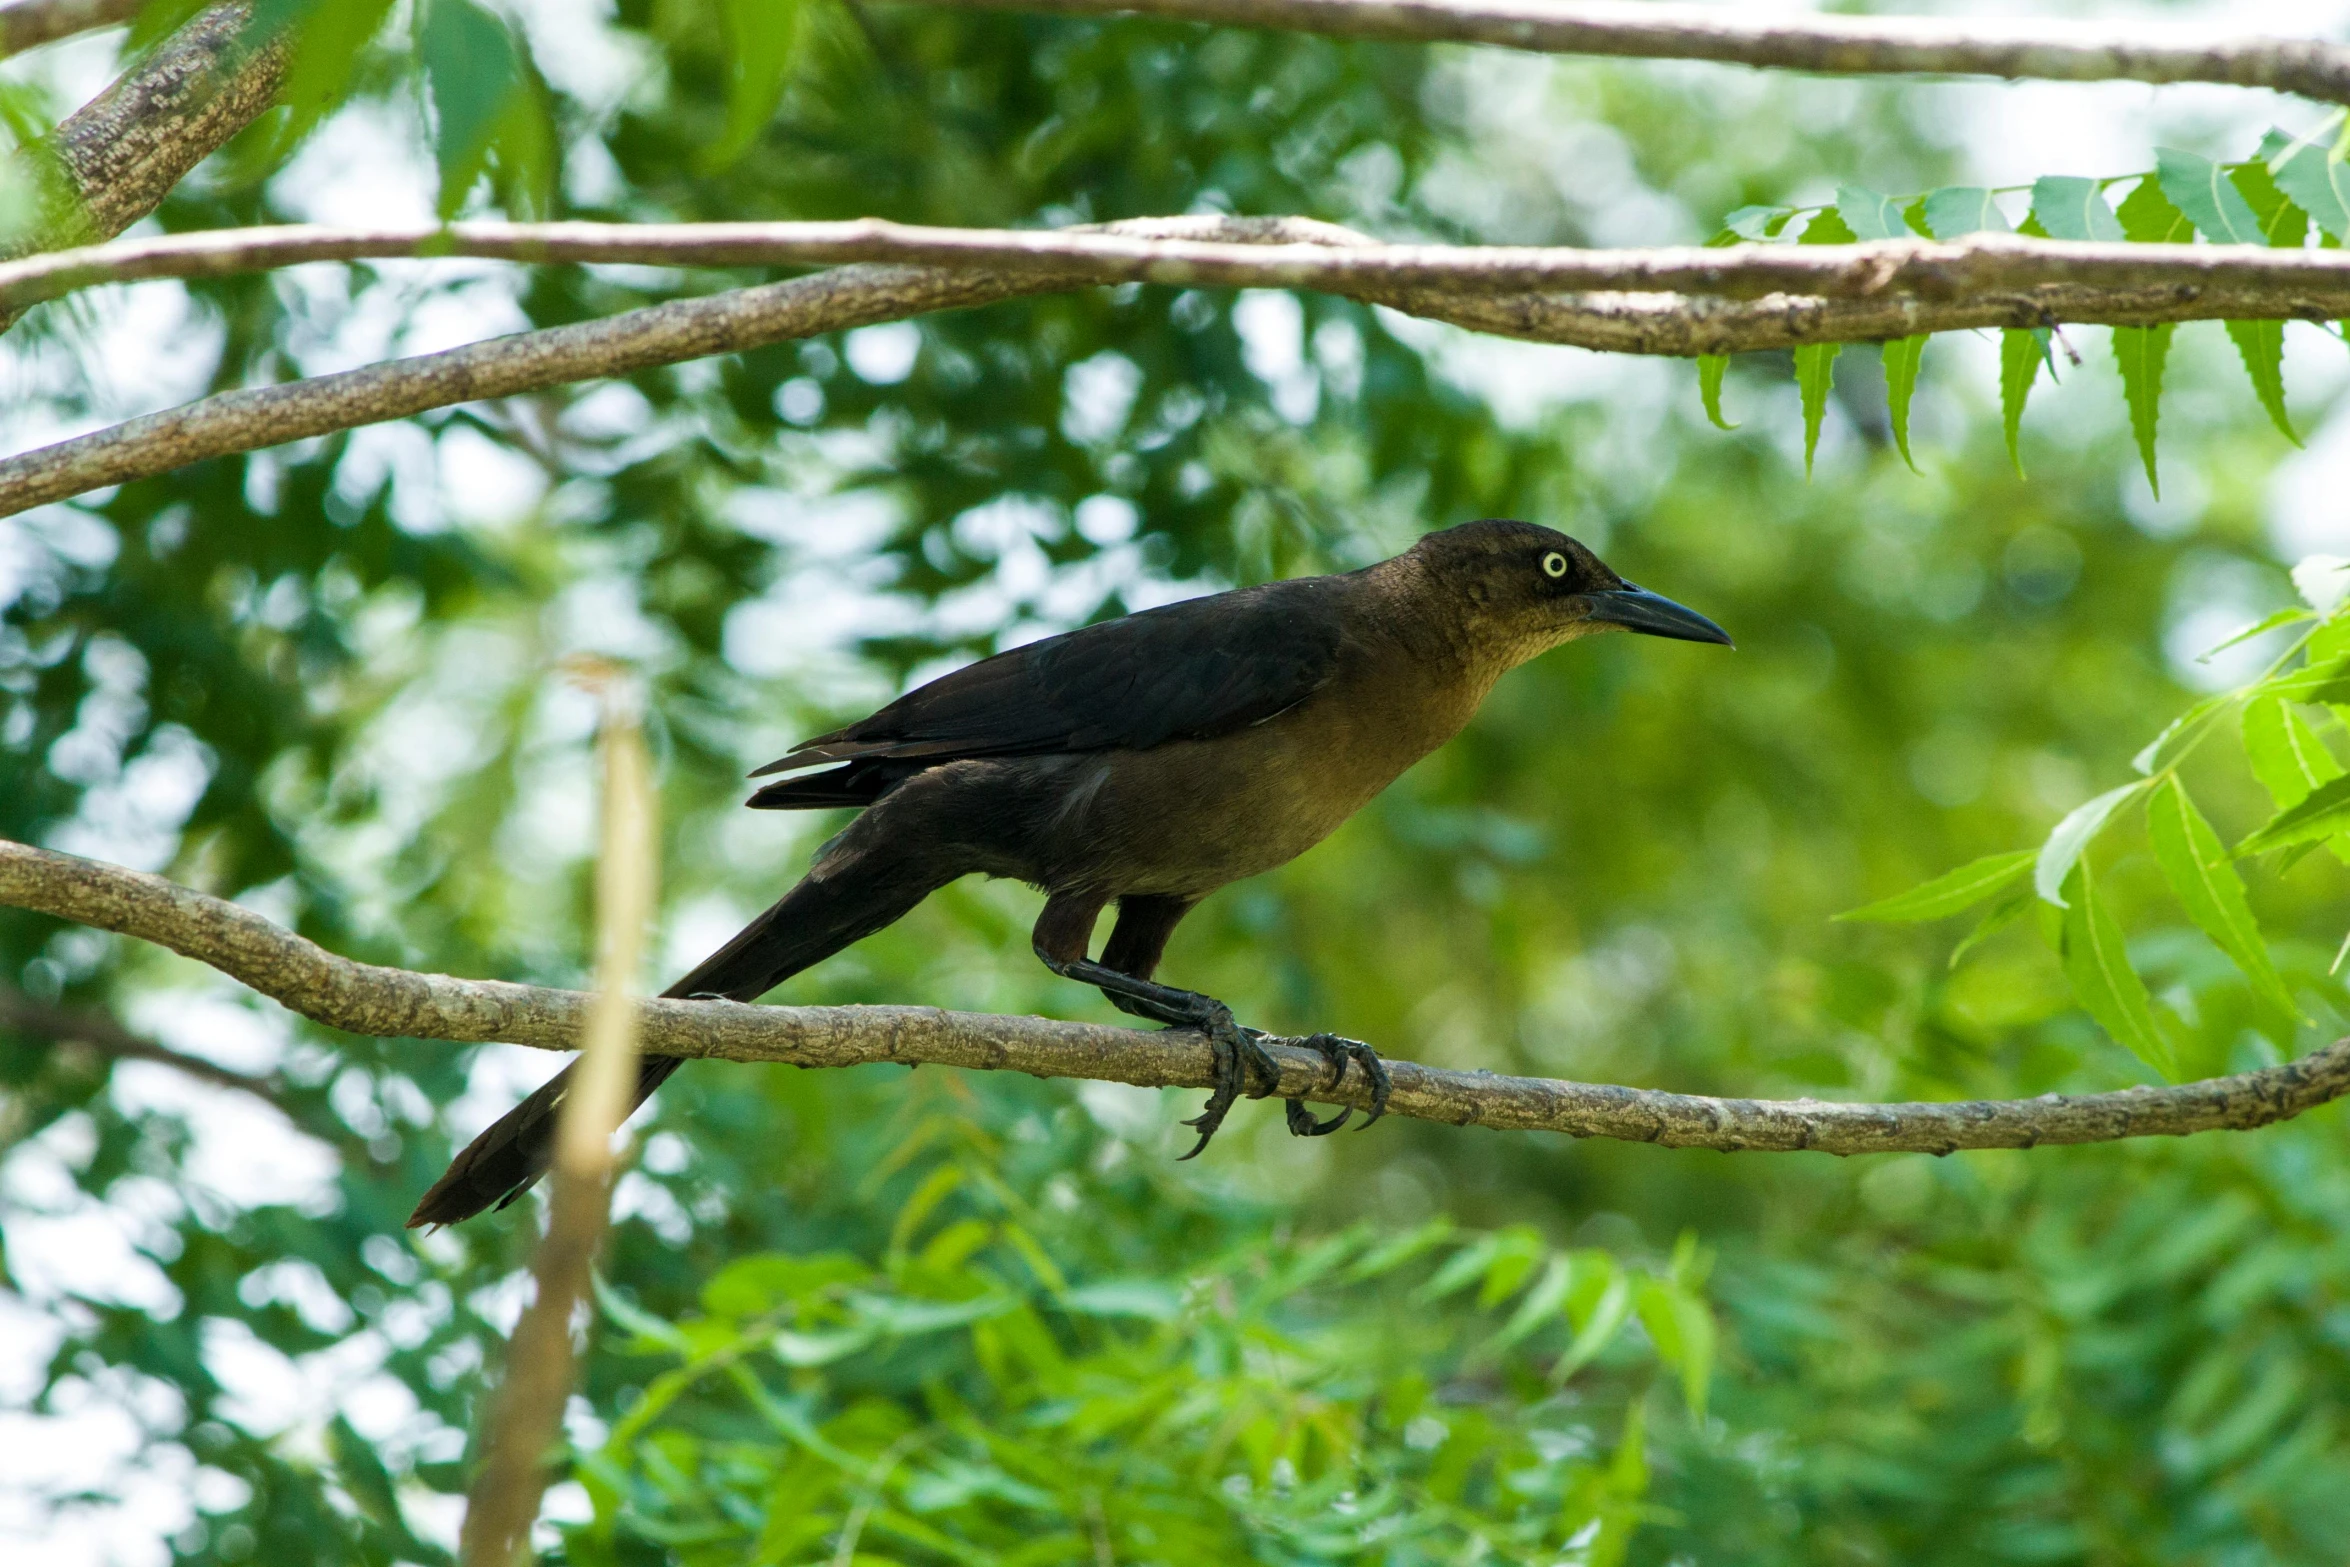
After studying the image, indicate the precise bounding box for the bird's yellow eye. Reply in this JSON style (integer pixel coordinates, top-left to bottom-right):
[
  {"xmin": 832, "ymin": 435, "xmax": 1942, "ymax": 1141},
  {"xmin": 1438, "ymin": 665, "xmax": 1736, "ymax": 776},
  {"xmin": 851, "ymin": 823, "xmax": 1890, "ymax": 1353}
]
[{"xmin": 1541, "ymin": 551, "xmax": 1569, "ymax": 579}]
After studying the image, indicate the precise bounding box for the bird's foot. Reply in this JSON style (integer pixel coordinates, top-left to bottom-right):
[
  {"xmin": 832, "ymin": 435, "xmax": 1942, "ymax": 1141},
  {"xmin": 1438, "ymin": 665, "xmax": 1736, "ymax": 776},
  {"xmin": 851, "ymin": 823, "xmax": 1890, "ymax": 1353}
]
[
  {"xmin": 1177, "ymin": 1001, "xmax": 1281, "ymax": 1160},
  {"xmin": 1280, "ymin": 1033, "xmax": 1391, "ymax": 1136}
]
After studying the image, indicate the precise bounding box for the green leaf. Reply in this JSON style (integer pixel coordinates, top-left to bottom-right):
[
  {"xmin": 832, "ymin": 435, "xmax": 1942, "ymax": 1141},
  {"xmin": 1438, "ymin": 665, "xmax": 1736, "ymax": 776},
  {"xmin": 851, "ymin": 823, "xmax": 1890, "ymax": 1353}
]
[
  {"xmin": 1798, "ymin": 206, "xmax": 1860, "ymax": 246},
  {"xmin": 2268, "ymin": 128, "xmax": 2350, "ymax": 240},
  {"xmin": 2201, "ymin": 607, "xmax": 2313, "ymax": 661},
  {"xmin": 2116, "ymin": 174, "xmax": 2196, "ymax": 244},
  {"xmin": 1949, "ymin": 886, "xmax": 2034, "ymax": 969},
  {"xmin": 1697, "ymin": 355, "xmax": 1737, "ymax": 429},
  {"xmin": 1999, "ymin": 328, "xmax": 2045, "ymax": 477},
  {"xmin": 2028, "ymin": 176, "xmax": 2125, "ymax": 242},
  {"xmin": 1836, "ymin": 185, "xmax": 1914, "ymax": 240},
  {"xmin": 2059, "ymin": 867, "xmax": 2176, "ymax": 1079},
  {"xmin": 2147, "ymin": 776, "xmax": 2303, "ymax": 1024},
  {"xmin": 1553, "ymin": 1267, "xmax": 1634, "ymax": 1384},
  {"xmin": 1837, "ymin": 849, "xmax": 2035, "ymax": 923},
  {"xmin": 712, "ymin": 0, "xmax": 804, "ymax": 167},
  {"xmin": 1483, "ymin": 1254, "xmax": 1574, "ymax": 1355},
  {"xmin": 2156, "ymin": 147, "xmax": 2266, "ymax": 243},
  {"xmin": 2239, "ymin": 773, "xmax": 2350, "ymax": 856},
  {"xmin": 2226, "ymin": 320, "xmax": 2299, "ymax": 445},
  {"xmin": 1635, "ymin": 1278, "xmax": 1716, "ymax": 1419},
  {"xmin": 2235, "ymin": 144, "xmax": 2313, "ymax": 247},
  {"xmin": 1794, "ymin": 343, "xmax": 1840, "ymax": 477},
  {"xmin": 1920, "ymin": 187, "xmax": 2011, "ymax": 239},
  {"xmin": 1719, "ymin": 205, "xmax": 1796, "ymax": 242},
  {"xmin": 419, "ymin": 0, "xmax": 527, "ymax": 217},
  {"xmin": 2243, "ymin": 695, "xmax": 2345, "ymax": 809},
  {"xmin": 2112, "ymin": 324, "xmax": 2173, "ymax": 497},
  {"xmin": 2036, "ymin": 781, "xmax": 2150, "ymax": 907},
  {"xmin": 1882, "ymin": 334, "xmax": 1926, "ymax": 472}
]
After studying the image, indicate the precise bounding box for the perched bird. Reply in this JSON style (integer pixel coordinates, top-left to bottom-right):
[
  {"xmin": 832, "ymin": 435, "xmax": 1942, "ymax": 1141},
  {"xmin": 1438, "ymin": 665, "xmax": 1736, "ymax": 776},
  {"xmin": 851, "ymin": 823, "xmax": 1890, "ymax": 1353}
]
[{"xmin": 409, "ymin": 519, "xmax": 1730, "ymax": 1226}]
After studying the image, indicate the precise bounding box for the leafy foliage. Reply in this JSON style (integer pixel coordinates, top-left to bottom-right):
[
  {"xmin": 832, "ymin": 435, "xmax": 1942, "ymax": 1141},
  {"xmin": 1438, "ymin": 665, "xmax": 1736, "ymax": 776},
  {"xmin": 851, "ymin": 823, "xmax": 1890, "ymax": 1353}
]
[
  {"xmin": 1703, "ymin": 125, "xmax": 2350, "ymax": 478},
  {"xmin": 8, "ymin": 3, "xmax": 2350, "ymax": 1565}
]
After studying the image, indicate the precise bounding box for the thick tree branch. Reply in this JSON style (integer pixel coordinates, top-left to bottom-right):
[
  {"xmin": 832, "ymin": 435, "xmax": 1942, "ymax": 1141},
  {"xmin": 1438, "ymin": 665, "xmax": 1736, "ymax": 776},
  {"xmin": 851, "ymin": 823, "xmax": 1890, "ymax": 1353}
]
[
  {"xmin": 0, "ymin": 0, "xmax": 140, "ymax": 59},
  {"xmin": 6, "ymin": 213, "xmax": 2348, "ymax": 519},
  {"xmin": 7, "ymin": 219, "xmax": 2350, "ymax": 314},
  {"xmin": 5, "ymin": 836, "xmax": 2346, "ymax": 1158},
  {"xmin": 921, "ymin": 0, "xmax": 2350, "ymax": 105},
  {"xmin": 17, "ymin": 1, "xmax": 288, "ymax": 253}
]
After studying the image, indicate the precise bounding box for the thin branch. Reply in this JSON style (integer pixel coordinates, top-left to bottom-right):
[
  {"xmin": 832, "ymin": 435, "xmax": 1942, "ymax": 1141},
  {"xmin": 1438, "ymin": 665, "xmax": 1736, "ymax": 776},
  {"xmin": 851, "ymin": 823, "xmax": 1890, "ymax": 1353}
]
[
  {"xmin": 6, "ymin": 836, "xmax": 2347, "ymax": 1158},
  {"xmin": 8, "ymin": 218, "xmax": 2350, "ymax": 314},
  {"xmin": 6, "ymin": 212, "xmax": 2349, "ymax": 519},
  {"xmin": 0, "ymin": 0, "xmax": 140, "ymax": 59},
  {"xmin": 0, "ymin": 979, "xmax": 295, "ymax": 1106},
  {"xmin": 919, "ymin": 0, "xmax": 2350, "ymax": 105},
  {"xmin": 458, "ymin": 694, "xmax": 656, "ymax": 1567}
]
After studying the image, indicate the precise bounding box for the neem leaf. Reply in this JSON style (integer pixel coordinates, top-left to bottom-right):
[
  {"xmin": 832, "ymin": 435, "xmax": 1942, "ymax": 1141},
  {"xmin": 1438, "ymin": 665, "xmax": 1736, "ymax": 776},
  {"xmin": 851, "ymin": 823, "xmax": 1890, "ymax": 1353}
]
[
  {"xmin": 2059, "ymin": 867, "xmax": 2177, "ymax": 1080},
  {"xmin": 2147, "ymin": 776, "xmax": 2303, "ymax": 1024},
  {"xmin": 2156, "ymin": 147, "xmax": 2265, "ymax": 243},
  {"xmin": 1697, "ymin": 355, "xmax": 1737, "ymax": 429},
  {"xmin": 1786, "ymin": 209, "xmax": 1856, "ymax": 475},
  {"xmin": 1999, "ymin": 328, "xmax": 2045, "ymax": 477},
  {"xmin": 1721, "ymin": 205, "xmax": 1797, "ymax": 242},
  {"xmin": 2036, "ymin": 781, "xmax": 2150, "ymax": 907},
  {"xmin": 1949, "ymin": 887, "xmax": 2034, "ymax": 969},
  {"xmin": 1921, "ymin": 187, "xmax": 2012, "ymax": 239},
  {"xmin": 2029, "ymin": 176, "xmax": 2126, "ymax": 242},
  {"xmin": 2201, "ymin": 606, "xmax": 2312, "ymax": 660},
  {"xmin": 1836, "ymin": 849, "xmax": 2036, "ymax": 923},
  {"xmin": 1836, "ymin": 185, "xmax": 1913, "ymax": 241},
  {"xmin": 2269, "ymin": 128, "xmax": 2350, "ymax": 240},
  {"xmin": 2113, "ymin": 324, "xmax": 2174, "ymax": 496},
  {"xmin": 2243, "ymin": 695, "xmax": 2346, "ymax": 810},
  {"xmin": 2117, "ymin": 174, "xmax": 2196, "ymax": 244},
  {"xmin": 1883, "ymin": 334, "xmax": 1927, "ymax": 472},
  {"xmin": 2225, "ymin": 321, "xmax": 2298, "ymax": 445},
  {"xmin": 2239, "ymin": 773, "xmax": 2350, "ymax": 856}
]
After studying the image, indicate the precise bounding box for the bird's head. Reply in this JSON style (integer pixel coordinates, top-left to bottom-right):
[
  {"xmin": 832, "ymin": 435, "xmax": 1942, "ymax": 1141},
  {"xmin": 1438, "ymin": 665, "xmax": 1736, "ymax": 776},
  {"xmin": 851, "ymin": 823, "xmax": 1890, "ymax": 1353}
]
[{"xmin": 1401, "ymin": 519, "xmax": 1733, "ymax": 665}]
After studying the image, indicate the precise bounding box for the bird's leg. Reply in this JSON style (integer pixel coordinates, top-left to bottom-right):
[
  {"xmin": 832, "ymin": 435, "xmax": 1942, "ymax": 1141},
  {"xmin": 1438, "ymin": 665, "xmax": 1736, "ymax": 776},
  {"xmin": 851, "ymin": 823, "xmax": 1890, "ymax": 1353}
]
[
  {"xmin": 1280, "ymin": 1034, "xmax": 1393, "ymax": 1135},
  {"xmin": 1033, "ymin": 892, "xmax": 1278, "ymax": 1158},
  {"xmin": 1051, "ymin": 957, "xmax": 1283, "ymax": 1156}
]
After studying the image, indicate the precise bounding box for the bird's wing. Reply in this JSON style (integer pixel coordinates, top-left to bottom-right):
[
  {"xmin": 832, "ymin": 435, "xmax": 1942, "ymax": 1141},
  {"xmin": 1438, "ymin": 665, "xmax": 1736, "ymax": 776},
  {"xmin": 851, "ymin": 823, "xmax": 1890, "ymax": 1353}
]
[{"xmin": 753, "ymin": 580, "xmax": 1345, "ymax": 775}]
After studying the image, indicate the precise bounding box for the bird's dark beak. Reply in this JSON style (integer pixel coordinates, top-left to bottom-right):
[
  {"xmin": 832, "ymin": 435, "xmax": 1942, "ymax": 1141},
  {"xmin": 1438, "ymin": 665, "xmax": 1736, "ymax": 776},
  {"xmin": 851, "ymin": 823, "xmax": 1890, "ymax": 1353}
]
[{"xmin": 1577, "ymin": 584, "xmax": 1734, "ymax": 647}]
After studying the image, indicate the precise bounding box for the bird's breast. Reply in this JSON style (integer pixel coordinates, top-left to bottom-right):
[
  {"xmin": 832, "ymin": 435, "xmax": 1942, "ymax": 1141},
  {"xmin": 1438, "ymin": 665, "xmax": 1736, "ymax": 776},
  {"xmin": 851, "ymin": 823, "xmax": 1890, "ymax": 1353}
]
[{"xmin": 1046, "ymin": 657, "xmax": 1492, "ymax": 895}]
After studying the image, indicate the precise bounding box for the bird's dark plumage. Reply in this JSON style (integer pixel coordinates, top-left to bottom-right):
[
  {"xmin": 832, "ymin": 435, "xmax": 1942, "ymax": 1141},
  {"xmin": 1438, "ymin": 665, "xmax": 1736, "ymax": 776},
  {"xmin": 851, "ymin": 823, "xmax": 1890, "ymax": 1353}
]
[{"xmin": 409, "ymin": 520, "xmax": 1729, "ymax": 1226}]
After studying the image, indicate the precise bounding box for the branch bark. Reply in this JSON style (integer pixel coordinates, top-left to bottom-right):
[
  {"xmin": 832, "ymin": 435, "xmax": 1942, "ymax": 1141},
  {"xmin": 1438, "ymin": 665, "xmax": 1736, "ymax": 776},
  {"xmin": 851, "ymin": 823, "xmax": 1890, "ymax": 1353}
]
[
  {"xmin": 8, "ymin": 218, "xmax": 2350, "ymax": 314},
  {"xmin": 919, "ymin": 0, "xmax": 2350, "ymax": 105},
  {"xmin": 6, "ymin": 213, "xmax": 2349, "ymax": 520},
  {"xmin": 0, "ymin": 0, "xmax": 140, "ymax": 59},
  {"xmin": 6, "ymin": 835, "xmax": 2346, "ymax": 1158}
]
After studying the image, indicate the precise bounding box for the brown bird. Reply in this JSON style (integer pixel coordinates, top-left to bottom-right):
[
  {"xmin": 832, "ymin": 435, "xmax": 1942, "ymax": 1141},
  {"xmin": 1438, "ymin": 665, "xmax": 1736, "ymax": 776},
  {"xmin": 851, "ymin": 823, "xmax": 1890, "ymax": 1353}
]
[{"xmin": 409, "ymin": 519, "xmax": 1730, "ymax": 1226}]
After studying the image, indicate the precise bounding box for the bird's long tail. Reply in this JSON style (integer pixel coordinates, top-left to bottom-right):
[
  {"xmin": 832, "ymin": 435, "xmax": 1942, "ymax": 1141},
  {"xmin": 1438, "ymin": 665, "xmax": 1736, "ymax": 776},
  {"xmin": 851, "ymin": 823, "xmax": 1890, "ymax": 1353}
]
[{"xmin": 406, "ymin": 849, "xmax": 945, "ymax": 1227}]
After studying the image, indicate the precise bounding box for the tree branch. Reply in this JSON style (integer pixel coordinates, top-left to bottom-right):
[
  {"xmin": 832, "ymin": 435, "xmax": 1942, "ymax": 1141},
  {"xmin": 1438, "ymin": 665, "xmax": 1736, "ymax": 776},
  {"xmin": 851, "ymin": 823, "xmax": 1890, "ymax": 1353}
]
[
  {"xmin": 0, "ymin": 0, "xmax": 140, "ymax": 59},
  {"xmin": 8, "ymin": 218, "xmax": 2350, "ymax": 314},
  {"xmin": 5, "ymin": 836, "xmax": 2345, "ymax": 1158},
  {"xmin": 6, "ymin": 212, "xmax": 2348, "ymax": 520},
  {"xmin": 919, "ymin": 0, "xmax": 2350, "ymax": 105}
]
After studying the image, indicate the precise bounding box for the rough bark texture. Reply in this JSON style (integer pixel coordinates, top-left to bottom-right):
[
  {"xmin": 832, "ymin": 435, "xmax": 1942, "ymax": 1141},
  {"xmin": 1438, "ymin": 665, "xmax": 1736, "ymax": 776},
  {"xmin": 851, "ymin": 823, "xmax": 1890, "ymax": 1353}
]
[
  {"xmin": 24, "ymin": 1, "xmax": 288, "ymax": 251},
  {"xmin": 8, "ymin": 837, "xmax": 2347, "ymax": 1159},
  {"xmin": 925, "ymin": 0, "xmax": 2350, "ymax": 104},
  {"xmin": 7, "ymin": 214, "xmax": 2350, "ymax": 519},
  {"xmin": 0, "ymin": 0, "xmax": 140, "ymax": 59}
]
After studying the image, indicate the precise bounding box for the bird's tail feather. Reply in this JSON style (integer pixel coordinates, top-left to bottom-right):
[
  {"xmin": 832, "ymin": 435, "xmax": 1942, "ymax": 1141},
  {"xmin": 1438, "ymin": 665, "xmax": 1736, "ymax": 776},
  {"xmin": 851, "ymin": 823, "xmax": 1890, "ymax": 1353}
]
[{"xmin": 406, "ymin": 850, "xmax": 946, "ymax": 1227}]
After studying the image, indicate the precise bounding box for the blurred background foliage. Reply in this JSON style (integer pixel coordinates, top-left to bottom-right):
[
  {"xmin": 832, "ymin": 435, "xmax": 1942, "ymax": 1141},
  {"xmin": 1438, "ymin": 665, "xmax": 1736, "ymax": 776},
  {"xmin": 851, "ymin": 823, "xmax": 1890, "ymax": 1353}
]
[{"xmin": 5, "ymin": 0, "xmax": 2350, "ymax": 1562}]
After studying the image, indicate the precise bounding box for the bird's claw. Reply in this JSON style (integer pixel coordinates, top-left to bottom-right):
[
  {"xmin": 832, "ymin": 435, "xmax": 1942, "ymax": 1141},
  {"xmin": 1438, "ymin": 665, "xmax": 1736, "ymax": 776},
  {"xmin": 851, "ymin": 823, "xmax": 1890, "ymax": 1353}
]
[
  {"xmin": 1281, "ymin": 1033, "xmax": 1390, "ymax": 1136},
  {"xmin": 1178, "ymin": 1006, "xmax": 1279, "ymax": 1160}
]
